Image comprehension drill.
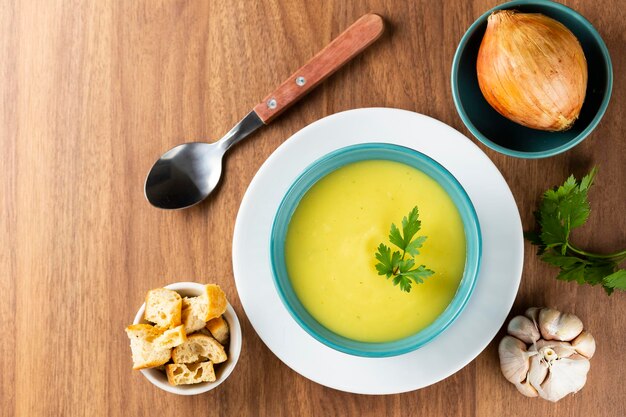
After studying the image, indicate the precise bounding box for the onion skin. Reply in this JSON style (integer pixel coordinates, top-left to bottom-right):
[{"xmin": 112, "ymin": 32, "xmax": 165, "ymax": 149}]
[{"xmin": 476, "ymin": 10, "xmax": 588, "ymax": 131}]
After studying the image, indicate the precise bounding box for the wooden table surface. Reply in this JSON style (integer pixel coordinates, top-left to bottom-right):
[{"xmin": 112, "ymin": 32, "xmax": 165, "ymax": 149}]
[{"xmin": 2, "ymin": 1, "xmax": 624, "ymax": 416}]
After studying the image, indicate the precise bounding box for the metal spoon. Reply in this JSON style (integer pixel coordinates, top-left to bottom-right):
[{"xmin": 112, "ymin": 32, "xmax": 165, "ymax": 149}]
[{"xmin": 145, "ymin": 13, "xmax": 384, "ymax": 209}]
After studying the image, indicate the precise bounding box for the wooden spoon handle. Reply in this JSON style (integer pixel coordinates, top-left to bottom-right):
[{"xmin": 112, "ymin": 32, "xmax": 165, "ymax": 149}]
[{"xmin": 253, "ymin": 13, "xmax": 384, "ymax": 124}]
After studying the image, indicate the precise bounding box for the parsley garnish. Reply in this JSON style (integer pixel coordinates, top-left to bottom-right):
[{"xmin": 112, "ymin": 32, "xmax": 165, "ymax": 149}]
[
  {"xmin": 525, "ymin": 168, "xmax": 626, "ymax": 294},
  {"xmin": 375, "ymin": 206, "xmax": 434, "ymax": 292}
]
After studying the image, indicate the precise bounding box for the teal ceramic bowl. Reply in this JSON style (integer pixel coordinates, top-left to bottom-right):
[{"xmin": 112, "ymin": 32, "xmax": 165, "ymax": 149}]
[
  {"xmin": 451, "ymin": 0, "xmax": 613, "ymax": 158},
  {"xmin": 269, "ymin": 143, "xmax": 482, "ymax": 357}
]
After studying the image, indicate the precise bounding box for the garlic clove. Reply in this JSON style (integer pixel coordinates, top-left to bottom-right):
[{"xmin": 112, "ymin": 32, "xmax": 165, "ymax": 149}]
[
  {"xmin": 507, "ymin": 315, "xmax": 540, "ymax": 344},
  {"xmin": 535, "ymin": 340, "xmax": 576, "ymax": 359},
  {"xmin": 527, "ymin": 354, "xmax": 548, "ymax": 390},
  {"xmin": 515, "ymin": 379, "xmax": 539, "ymax": 398},
  {"xmin": 525, "ymin": 307, "xmax": 541, "ymax": 324},
  {"xmin": 536, "ymin": 354, "xmax": 590, "ymax": 402},
  {"xmin": 538, "ymin": 308, "xmax": 561, "ymax": 338},
  {"xmin": 539, "ymin": 308, "xmax": 583, "ymax": 341},
  {"xmin": 571, "ymin": 331, "xmax": 596, "ymax": 359},
  {"xmin": 499, "ymin": 336, "xmax": 535, "ymax": 383}
]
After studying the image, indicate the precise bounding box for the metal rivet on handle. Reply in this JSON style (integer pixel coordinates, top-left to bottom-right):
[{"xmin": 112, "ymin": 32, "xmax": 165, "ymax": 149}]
[
  {"xmin": 267, "ymin": 98, "xmax": 277, "ymax": 109},
  {"xmin": 296, "ymin": 76, "xmax": 306, "ymax": 86}
]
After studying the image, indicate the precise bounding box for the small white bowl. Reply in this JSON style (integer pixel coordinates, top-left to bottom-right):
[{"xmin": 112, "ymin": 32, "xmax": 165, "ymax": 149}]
[{"xmin": 132, "ymin": 282, "xmax": 242, "ymax": 395}]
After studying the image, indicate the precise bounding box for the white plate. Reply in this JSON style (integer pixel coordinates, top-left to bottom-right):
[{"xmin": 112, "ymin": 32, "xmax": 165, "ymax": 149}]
[{"xmin": 232, "ymin": 108, "xmax": 523, "ymax": 394}]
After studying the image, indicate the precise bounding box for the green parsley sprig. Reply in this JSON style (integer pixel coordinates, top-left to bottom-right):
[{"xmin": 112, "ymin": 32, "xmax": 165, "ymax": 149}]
[
  {"xmin": 525, "ymin": 167, "xmax": 626, "ymax": 294},
  {"xmin": 375, "ymin": 206, "xmax": 434, "ymax": 292}
]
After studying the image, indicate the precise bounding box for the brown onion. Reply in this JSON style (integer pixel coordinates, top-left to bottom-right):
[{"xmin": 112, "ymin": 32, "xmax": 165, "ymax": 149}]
[{"xmin": 476, "ymin": 10, "xmax": 587, "ymax": 131}]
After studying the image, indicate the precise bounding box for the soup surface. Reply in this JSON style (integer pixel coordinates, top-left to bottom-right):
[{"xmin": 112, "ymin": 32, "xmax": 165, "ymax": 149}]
[{"xmin": 285, "ymin": 160, "xmax": 466, "ymax": 342}]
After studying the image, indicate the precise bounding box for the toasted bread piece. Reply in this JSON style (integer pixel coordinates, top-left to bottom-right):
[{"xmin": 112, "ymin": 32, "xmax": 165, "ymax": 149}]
[
  {"xmin": 153, "ymin": 325, "xmax": 187, "ymax": 349},
  {"xmin": 206, "ymin": 316, "xmax": 230, "ymax": 345},
  {"xmin": 193, "ymin": 284, "xmax": 227, "ymax": 322},
  {"xmin": 144, "ymin": 288, "xmax": 182, "ymax": 329},
  {"xmin": 181, "ymin": 284, "xmax": 227, "ymax": 331},
  {"xmin": 125, "ymin": 324, "xmax": 173, "ymax": 370},
  {"xmin": 181, "ymin": 297, "xmax": 206, "ymax": 334},
  {"xmin": 166, "ymin": 362, "xmax": 216, "ymax": 385},
  {"xmin": 196, "ymin": 328, "xmax": 212, "ymax": 337},
  {"xmin": 172, "ymin": 334, "xmax": 227, "ymax": 365}
]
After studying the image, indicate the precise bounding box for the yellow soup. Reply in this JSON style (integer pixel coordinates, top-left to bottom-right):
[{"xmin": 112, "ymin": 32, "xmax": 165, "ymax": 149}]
[{"xmin": 285, "ymin": 160, "xmax": 466, "ymax": 343}]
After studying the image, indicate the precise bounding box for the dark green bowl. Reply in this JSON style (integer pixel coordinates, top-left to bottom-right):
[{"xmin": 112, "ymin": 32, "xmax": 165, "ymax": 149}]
[{"xmin": 451, "ymin": 0, "xmax": 613, "ymax": 158}]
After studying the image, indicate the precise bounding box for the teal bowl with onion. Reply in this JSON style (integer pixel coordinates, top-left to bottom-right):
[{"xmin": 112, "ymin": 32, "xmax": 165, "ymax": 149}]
[
  {"xmin": 269, "ymin": 143, "xmax": 482, "ymax": 357},
  {"xmin": 451, "ymin": 0, "xmax": 613, "ymax": 158}
]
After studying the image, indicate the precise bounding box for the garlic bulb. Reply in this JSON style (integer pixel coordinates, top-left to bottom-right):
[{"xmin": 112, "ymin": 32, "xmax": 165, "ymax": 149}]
[
  {"xmin": 498, "ymin": 307, "xmax": 595, "ymax": 402},
  {"xmin": 476, "ymin": 10, "xmax": 587, "ymax": 131}
]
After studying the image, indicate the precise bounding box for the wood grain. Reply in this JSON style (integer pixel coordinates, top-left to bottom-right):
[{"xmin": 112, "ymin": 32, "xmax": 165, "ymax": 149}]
[
  {"xmin": 253, "ymin": 13, "xmax": 384, "ymax": 123},
  {"xmin": 1, "ymin": 1, "xmax": 624, "ymax": 416}
]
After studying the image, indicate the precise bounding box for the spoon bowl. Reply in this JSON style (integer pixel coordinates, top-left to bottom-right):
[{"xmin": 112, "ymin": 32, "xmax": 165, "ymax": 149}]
[{"xmin": 145, "ymin": 142, "xmax": 225, "ymax": 210}]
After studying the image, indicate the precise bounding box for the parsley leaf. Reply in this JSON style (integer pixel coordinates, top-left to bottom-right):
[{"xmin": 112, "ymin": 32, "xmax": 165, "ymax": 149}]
[
  {"xmin": 374, "ymin": 244, "xmax": 401, "ymax": 278},
  {"xmin": 603, "ymin": 270, "xmax": 626, "ymax": 295},
  {"xmin": 388, "ymin": 223, "xmax": 404, "ymax": 251},
  {"xmin": 374, "ymin": 207, "xmax": 434, "ymax": 293},
  {"xmin": 406, "ymin": 235, "xmax": 427, "ymax": 257},
  {"xmin": 526, "ymin": 168, "xmax": 626, "ymax": 295},
  {"xmin": 401, "ymin": 266, "xmax": 435, "ymax": 285}
]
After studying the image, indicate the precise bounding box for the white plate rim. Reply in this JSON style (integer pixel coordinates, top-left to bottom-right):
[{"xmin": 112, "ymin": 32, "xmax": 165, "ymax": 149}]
[{"xmin": 232, "ymin": 108, "xmax": 523, "ymax": 394}]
